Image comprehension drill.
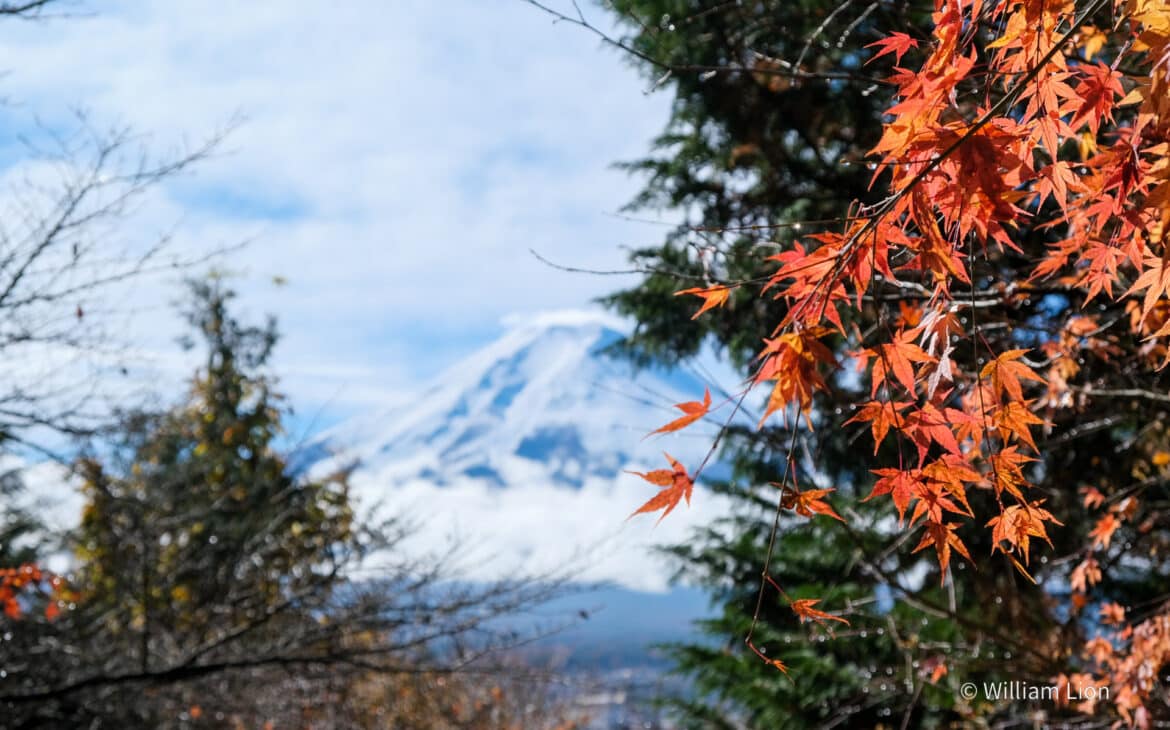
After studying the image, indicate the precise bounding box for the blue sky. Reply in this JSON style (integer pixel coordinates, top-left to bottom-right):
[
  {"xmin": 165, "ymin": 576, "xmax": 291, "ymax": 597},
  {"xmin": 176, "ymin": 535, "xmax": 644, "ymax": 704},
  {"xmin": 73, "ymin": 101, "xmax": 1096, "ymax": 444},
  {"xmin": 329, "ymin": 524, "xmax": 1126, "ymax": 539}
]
[{"xmin": 0, "ymin": 0, "xmax": 674, "ymax": 429}]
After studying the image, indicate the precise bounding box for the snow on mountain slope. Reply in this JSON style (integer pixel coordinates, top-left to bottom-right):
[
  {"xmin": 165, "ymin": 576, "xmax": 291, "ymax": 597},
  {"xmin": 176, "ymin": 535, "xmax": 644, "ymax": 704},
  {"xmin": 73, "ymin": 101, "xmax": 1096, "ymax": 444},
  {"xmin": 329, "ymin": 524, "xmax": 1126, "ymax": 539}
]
[{"xmin": 310, "ymin": 310, "xmax": 735, "ymax": 591}]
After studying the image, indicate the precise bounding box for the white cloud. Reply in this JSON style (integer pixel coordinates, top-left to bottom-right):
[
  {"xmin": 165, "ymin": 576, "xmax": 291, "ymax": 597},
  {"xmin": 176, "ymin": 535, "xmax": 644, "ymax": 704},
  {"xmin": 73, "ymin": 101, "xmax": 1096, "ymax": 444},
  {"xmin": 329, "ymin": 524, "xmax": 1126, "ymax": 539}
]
[
  {"xmin": 0, "ymin": 0, "xmax": 674, "ymax": 416},
  {"xmin": 354, "ymin": 475, "xmax": 733, "ymax": 593},
  {"xmin": 0, "ymin": 3, "xmax": 727, "ymax": 592}
]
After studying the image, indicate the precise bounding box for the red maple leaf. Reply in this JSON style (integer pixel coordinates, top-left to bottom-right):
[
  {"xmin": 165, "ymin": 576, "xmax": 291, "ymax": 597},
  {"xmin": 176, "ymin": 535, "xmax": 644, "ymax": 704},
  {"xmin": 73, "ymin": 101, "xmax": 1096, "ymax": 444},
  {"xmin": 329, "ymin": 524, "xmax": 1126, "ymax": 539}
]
[
  {"xmin": 865, "ymin": 468, "xmax": 921, "ymax": 525},
  {"xmin": 865, "ymin": 32, "xmax": 920, "ymax": 66},
  {"xmin": 864, "ymin": 330, "xmax": 934, "ymax": 397}
]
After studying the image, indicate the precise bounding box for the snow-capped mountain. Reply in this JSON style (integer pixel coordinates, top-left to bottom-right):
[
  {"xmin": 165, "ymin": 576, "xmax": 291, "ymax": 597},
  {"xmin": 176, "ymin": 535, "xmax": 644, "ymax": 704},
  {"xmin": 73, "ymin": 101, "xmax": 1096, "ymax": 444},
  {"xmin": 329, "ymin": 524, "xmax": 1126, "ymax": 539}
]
[
  {"xmin": 310, "ymin": 310, "xmax": 735, "ymax": 591},
  {"xmin": 314, "ymin": 310, "xmax": 723, "ymax": 490}
]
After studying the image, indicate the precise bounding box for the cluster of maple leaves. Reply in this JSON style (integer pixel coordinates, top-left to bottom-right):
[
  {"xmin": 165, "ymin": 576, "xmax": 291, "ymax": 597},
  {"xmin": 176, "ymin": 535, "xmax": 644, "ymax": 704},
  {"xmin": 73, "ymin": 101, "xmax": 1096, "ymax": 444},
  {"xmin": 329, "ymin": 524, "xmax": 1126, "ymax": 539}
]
[
  {"xmin": 631, "ymin": 0, "xmax": 1170, "ymax": 723},
  {"xmin": 0, "ymin": 564, "xmax": 64, "ymax": 621}
]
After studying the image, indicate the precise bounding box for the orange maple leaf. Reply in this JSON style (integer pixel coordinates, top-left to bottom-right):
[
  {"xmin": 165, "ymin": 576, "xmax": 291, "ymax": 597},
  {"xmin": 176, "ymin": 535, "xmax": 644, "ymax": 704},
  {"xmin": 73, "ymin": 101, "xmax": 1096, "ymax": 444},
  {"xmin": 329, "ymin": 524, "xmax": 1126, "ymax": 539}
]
[
  {"xmin": 987, "ymin": 501, "xmax": 1061, "ymax": 564},
  {"xmin": 1070, "ymin": 557, "xmax": 1102, "ymax": 593},
  {"xmin": 981, "ymin": 349, "xmax": 1044, "ymax": 402},
  {"xmin": 1080, "ymin": 486, "xmax": 1106, "ymax": 509},
  {"xmin": 790, "ymin": 598, "xmax": 850, "ymax": 626},
  {"xmin": 921, "ymin": 455, "xmax": 980, "ymax": 517},
  {"xmin": 992, "ymin": 400, "xmax": 1046, "ymax": 451},
  {"xmin": 1080, "ymin": 242, "xmax": 1126, "ymax": 302},
  {"xmin": 901, "ymin": 402, "xmax": 963, "ymax": 463},
  {"xmin": 675, "ymin": 286, "xmax": 732, "ymax": 319},
  {"xmin": 1099, "ymin": 602, "xmax": 1126, "ymax": 625},
  {"xmin": 912, "ymin": 520, "xmax": 972, "ymax": 582},
  {"xmin": 1089, "ymin": 513, "xmax": 1120, "ymax": 550},
  {"xmin": 1084, "ymin": 636, "xmax": 1114, "ymax": 665},
  {"xmin": 1125, "ymin": 255, "xmax": 1170, "ymax": 331},
  {"xmin": 627, "ymin": 452, "xmax": 694, "ymax": 523},
  {"xmin": 845, "ymin": 399, "xmax": 913, "ymax": 453},
  {"xmin": 778, "ymin": 486, "xmax": 845, "ymax": 522},
  {"xmin": 927, "ymin": 659, "xmax": 948, "ymax": 684},
  {"xmin": 755, "ymin": 328, "xmax": 836, "ymax": 426},
  {"xmin": 989, "ymin": 446, "xmax": 1036, "ymax": 502},
  {"xmin": 648, "ymin": 387, "xmax": 711, "ymax": 437},
  {"xmin": 908, "ymin": 478, "xmax": 970, "ymax": 527}
]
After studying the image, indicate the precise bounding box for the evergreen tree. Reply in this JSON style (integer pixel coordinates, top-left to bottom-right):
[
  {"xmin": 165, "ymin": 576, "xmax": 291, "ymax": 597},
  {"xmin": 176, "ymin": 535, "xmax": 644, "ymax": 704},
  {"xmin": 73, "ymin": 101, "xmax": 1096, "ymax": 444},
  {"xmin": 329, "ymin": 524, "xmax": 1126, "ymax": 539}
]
[
  {"xmin": 578, "ymin": 1, "xmax": 1158, "ymax": 726},
  {"xmin": 74, "ymin": 278, "xmax": 354, "ymax": 658},
  {"xmin": 586, "ymin": 3, "xmax": 968, "ymax": 726}
]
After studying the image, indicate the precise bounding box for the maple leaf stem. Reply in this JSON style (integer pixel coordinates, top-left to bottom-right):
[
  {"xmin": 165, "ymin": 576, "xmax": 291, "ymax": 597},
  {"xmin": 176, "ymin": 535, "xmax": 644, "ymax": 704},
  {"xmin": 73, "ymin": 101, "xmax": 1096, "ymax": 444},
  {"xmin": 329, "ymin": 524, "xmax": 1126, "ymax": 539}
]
[{"xmin": 747, "ymin": 436, "xmax": 803, "ymax": 645}]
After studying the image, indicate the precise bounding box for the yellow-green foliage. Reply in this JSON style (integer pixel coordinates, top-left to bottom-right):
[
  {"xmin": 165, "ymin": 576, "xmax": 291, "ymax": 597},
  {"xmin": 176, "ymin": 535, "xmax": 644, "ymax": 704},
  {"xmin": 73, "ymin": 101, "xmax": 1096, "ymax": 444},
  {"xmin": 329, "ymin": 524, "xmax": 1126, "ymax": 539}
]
[{"xmin": 74, "ymin": 279, "xmax": 354, "ymax": 641}]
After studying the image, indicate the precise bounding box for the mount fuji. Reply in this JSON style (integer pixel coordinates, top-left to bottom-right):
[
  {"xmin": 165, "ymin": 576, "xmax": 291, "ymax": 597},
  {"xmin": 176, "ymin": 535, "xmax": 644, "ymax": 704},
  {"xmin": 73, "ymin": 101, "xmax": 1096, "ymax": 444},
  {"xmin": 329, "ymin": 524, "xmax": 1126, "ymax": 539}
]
[{"xmin": 307, "ymin": 310, "xmax": 737, "ymax": 592}]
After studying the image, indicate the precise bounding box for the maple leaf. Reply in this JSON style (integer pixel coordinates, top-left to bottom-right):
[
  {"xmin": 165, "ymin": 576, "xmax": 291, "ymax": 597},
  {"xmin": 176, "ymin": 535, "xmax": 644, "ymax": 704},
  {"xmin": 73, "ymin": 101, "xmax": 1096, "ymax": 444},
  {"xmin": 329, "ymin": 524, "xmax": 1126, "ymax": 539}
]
[
  {"xmin": 778, "ymin": 485, "xmax": 845, "ymax": 522},
  {"xmin": 992, "ymin": 400, "xmax": 1045, "ymax": 451},
  {"xmin": 1089, "ymin": 513, "xmax": 1121, "ymax": 550},
  {"xmin": 747, "ymin": 641, "xmax": 792, "ymax": 678},
  {"xmin": 1099, "ymin": 602, "xmax": 1126, "ymax": 625},
  {"xmin": 921, "ymin": 455, "xmax": 981, "ymax": 516},
  {"xmin": 865, "ymin": 468, "xmax": 921, "ymax": 525},
  {"xmin": 987, "ymin": 501, "xmax": 1061, "ymax": 564},
  {"xmin": 648, "ymin": 387, "xmax": 711, "ymax": 436},
  {"xmin": 1033, "ymin": 161, "xmax": 1085, "ymax": 213},
  {"xmin": 1070, "ymin": 557, "xmax": 1102, "ymax": 592},
  {"xmin": 1084, "ymin": 636, "xmax": 1114, "ymax": 665},
  {"xmin": 989, "ymin": 446, "xmax": 1036, "ymax": 502},
  {"xmin": 1081, "ymin": 486, "xmax": 1106, "ymax": 510},
  {"xmin": 627, "ymin": 452, "xmax": 694, "ymax": 524},
  {"xmin": 1080, "ymin": 242, "xmax": 1126, "ymax": 302},
  {"xmin": 925, "ymin": 344, "xmax": 956, "ymax": 399},
  {"xmin": 1070, "ymin": 63, "xmax": 1124, "ymax": 136},
  {"xmin": 790, "ymin": 598, "xmax": 850, "ymax": 626},
  {"xmin": 755, "ymin": 328, "xmax": 836, "ymax": 426},
  {"xmin": 1077, "ymin": 25, "xmax": 1109, "ymax": 60},
  {"xmin": 981, "ymin": 349, "xmax": 1044, "ymax": 402},
  {"xmin": 865, "ymin": 32, "xmax": 919, "ymax": 65},
  {"xmin": 675, "ymin": 286, "xmax": 732, "ymax": 320},
  {"xmin": 864, "ymin": 330, "xmax": 934, "ymax": 397},
  {"xmin": 845, "ymin": 399, "xmax": 912, "ymax": 453},
  {"xmin": 902, "ymin": 402, "xmax": 963, "ymax": 463},
  {"xmin": 908, "ymin": 478, "xmax": 969, "ymax": 527},
  {"xmin": 925, "ymin": 658, "xmax": 948, "ymax": 683},
  {"xmin": 1111, "ymin": 495, "xmax": 1139, "ymax": 522},
  {"xmin": 912, "ymin": 520, "xmax": 972, "ymax": 583},
  {"xmin": 1125, "ymin": 254, "xmax": 1170, "ymax": 331}
]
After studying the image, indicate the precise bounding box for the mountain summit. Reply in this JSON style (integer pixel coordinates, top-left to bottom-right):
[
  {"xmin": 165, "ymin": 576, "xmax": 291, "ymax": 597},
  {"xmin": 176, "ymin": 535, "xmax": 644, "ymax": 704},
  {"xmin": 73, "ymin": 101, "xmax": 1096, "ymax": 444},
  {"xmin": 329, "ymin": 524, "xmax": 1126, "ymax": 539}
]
[
  {"xmin": 310, "ymin": 310, "xmax": 731, "ymax": 591},
  {"xmin": 316, "ymin": 310, "xmax": 717, "ymax": 490}
]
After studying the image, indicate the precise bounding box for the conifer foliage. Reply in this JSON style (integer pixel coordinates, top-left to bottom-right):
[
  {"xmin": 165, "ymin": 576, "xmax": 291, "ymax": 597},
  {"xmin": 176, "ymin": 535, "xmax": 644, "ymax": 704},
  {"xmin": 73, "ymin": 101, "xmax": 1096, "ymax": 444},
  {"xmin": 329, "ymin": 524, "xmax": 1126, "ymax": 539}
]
[
  {"xmin": 549, "ymin": 0, "xmax": 1170, "ymax": 725},
  {"xmin": 74, "ymin": 278, "xmax": 354, "ymax": 641}
]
